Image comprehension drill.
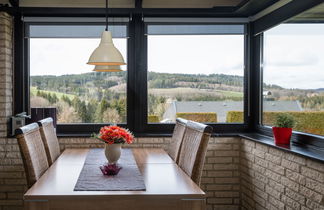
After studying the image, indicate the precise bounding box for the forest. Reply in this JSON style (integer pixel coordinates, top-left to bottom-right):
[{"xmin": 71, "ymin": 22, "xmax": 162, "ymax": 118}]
[{"xmin": 30, "ymin": 71, "xmax": 324, "ymax": 123}]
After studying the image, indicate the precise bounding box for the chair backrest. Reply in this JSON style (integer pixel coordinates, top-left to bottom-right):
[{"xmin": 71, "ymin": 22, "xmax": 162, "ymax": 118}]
[
  {"xmin": 16, "ymin": 123, "xmax": 49, "ymax": 188},
  {"xmin": 38, "ymin": 118, "xmax": 61, "ymax": 165},
  {"xmin": 178, "ymin": 120, "xmax": 212, "ymax": 186},
  {"xmin": 167, "ymin": 118, "xmax": 187, "ymax": 163}
]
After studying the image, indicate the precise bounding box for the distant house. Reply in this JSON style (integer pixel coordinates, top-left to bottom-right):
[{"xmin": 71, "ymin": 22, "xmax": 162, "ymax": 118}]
[{"xmin": 163, "ymin": 101, "xmax": 303, "ymax": 122}]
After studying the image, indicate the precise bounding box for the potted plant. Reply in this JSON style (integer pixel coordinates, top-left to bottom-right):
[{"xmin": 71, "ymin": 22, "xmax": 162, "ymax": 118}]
[{"xmin": 272, "ymin": 113, "xmax": 296, "ymax": 145}]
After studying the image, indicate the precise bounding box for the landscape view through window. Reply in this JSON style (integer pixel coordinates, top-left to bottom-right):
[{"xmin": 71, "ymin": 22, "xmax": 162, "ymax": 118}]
[
  {"xmin": 262, "ymin": 23, "xmax": 324, "ymax": 136},
  {"xmin": 30, "ymin": 38, "xmax": 127, "ymax": 124},
  {"xmin": 147, "ymin": 34, "xmax": 245, "ymax": 123},
  {"xmin": 29, "ymin": 23, "xmax": 324, "ymax": 137},
  {"xmin": 30, "ymin": 32, "xmax": 246, "ymax": 125}
]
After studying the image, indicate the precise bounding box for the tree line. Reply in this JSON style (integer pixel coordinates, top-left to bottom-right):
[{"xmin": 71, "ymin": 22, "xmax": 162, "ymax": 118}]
[{"xmin": 32, "ymin": 90, "xmax": 126, "ymax": 123}]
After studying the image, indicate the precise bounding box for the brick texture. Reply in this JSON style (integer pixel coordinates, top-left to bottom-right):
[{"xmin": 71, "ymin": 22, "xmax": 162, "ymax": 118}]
[
  {"xmin": 240, "ymin": 138, "xmax": 324, "ymax": 210},
  {"xmin": 0, "ymin": 12, "xmax": 12, "ymax": 139}
]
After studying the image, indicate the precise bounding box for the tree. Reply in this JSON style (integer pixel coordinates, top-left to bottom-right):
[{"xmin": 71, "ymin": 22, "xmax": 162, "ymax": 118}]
[
  {"xmin": 78, "ymin": 101, "xmax": 88, "ymax": 122},
  {"xmin": 61, "ymin": 95, "xmax": 72, "ymax": 106},
  {"xmin": 102, "ymin": 108, "xmax": 121, "ymax": 124},
  {"xmin": 94, "ymin": 99, "xmax": 109, "ymax": 123},
  {"xmin": 47, "ymin": 93, "xmax": 53, "ymax": 104},
  {"xmin": 86, "ymin": 99, "xmax": 98, "ymax": 123},
  {"xmin": 55, "ymin": 101, "xmax": 81, "ymax": 123},
  {"xmin": 51, "ymin": 93, "xmax": 59, "ymax": 104},
  {"xmin": 58, "ymin": 106, "xmax": 81, "ymax": 123},
  {"xmin": 154, "ymin": 102, "xmax": 168, "ymax": 120},
  {"xmin": 72, "ymin": 97, "xmax": 82, "ymax": 110},
  {"xmin": 30, "ymin": 96, "xmax": 50, "ymax": 107},
  {"xmin": 111, "ymin": 97, "xmax": 126, "ymax": 120}
]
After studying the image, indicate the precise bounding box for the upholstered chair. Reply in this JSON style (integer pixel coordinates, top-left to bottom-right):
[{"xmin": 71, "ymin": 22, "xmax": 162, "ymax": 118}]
[
  {"xmin": 38, "ymin": 117, "xmax": 61, "ymax": 165},
  {"xmin": 167, "ymin": 118, "xmax": 188, "ymax": 163},
  {"xmin": 16, "ymin": 123, "xmax": 49, "ymax": 188},
  {"xmin": 178, "ymin": 120, "xmax": 212, "ymax": 186}
]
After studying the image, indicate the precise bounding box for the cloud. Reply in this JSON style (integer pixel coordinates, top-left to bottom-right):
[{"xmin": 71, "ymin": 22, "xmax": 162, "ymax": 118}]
[
  {"xmin": 265, "ymin": 53, "xmax": 319, "ymax": 67},
  {"xmin": 264, "ymin": 65, "xmax": 324, "ymax": 89}
]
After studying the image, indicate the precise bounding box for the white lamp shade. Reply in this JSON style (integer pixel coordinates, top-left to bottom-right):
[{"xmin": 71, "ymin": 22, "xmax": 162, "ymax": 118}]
[
  {"xmin": 87, "ymin": 31, "xmax": 126, "ymax": 66},
  {"xmin": 93, "ymin": 65, "xmax": 124, "ymax": 72}
]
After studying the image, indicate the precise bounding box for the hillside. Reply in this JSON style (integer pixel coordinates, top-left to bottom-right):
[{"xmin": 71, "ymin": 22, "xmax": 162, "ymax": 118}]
[
  {"xmin": 30, "ymin": 71, "xmax": 324, "ymax": 123},
  {"xmin": 31, "ymin": 71, "xmax": 245, "ymax": 94}
]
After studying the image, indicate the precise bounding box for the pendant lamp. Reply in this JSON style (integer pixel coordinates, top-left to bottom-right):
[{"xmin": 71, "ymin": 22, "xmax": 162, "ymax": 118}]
[
  {"xmin": 87, "ymin": 0, "xmax": 126, "ymax": 68},
  {"xmin": 92, "ymin": 65, "xmax": 123, "ymax": 72}
]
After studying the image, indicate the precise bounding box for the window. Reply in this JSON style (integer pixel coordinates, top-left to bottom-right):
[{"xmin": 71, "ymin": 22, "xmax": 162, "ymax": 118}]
[
  {"xmin": 262, "ymin": 23, "xmax": 324, "ymax": 136},
  {"xmin": 17, "ymin": 18, "xmax": 249, "ymax": 135},
  {"xmin": 28, "ymin": 24, "xmax": 128, "ymax": 124},
  {"xmin": 147, "ymin": 24, "xmax": 246, "ymax": 124}
]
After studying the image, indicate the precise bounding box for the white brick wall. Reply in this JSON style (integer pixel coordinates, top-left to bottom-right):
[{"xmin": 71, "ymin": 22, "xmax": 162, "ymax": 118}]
[
  {"xmin": 0, "ymin": 12, "xmax": 12, "ymax": 139},
  {"xmin": 240, "ymin": 138, "xmax": 324, "ymax": 210}
]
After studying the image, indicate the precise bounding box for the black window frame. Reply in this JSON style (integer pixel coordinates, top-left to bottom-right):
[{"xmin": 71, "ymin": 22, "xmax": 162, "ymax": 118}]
[
  {"xmin": 22, "ymin": 20, "xmax": 132, "ymax": 136},
  {"xmin": 256, "ymin": 23, "xmax": 324, "ymax": 148},
  {"xmin": 142, "ymin": 22, "xmax": 249, "ymax": 134},
  {"xmin": 15, "ymin": 17, "xmax": 250, "ymax": 136},
  {"xmin": 250, "ymin": 0, "xmax": 324, "ymax": 149}
]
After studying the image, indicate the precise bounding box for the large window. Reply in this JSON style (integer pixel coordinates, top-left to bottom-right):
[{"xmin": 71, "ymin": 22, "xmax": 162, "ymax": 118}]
[
  {"xmin": 263, "ymin": 23, "xmax": 324, "ymax": 136},
  {"xmin": 147, "ymin": 24, "xmax": 245, "ymax": 124},
  {"xmin": 19, "ymin": 19, "xmax": 249, "ymax": 135},
  {"xmin": 28, "ymin": 24, "xmax": 127, "ymax": 124}
]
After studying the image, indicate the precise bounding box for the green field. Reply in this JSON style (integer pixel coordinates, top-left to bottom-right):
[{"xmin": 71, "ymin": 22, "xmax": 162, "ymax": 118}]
[
  {"xmin": 31, "ymin": 86, "xmax": 242, "ymax": 101},
  {"xmin": 216, "ymin": 90, "xmax": 243, "ymax": 97},
  {"xmin": 148, "ymin": 87, "xmax": 243, "ymax": 98},
  {"xmin": 30, "ymin": 87, "xmax": 76, "ymax": 100}
]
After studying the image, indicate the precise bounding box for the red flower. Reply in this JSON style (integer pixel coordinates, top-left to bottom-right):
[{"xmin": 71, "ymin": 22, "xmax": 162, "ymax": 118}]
[{"xmin": 94, "ymin": 125, "xmax": 134, "ymax": 144}]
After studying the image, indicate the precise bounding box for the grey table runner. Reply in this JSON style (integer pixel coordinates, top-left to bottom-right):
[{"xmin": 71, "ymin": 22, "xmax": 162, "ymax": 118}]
[{"xmin": 74, "ymin": 148, "xmax": 146, "ymax": 191}]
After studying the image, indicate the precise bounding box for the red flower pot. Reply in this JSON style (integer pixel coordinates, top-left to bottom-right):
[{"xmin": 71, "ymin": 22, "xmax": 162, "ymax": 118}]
[{"xmin": 272, "ymin": 127, "xmax": 292, "ymax": 145}]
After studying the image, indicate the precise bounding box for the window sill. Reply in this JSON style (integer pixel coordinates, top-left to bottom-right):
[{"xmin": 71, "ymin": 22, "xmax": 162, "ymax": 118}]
[{"xmin": 239, "ymin": 133, "xmax": 324, "ymax": 163}]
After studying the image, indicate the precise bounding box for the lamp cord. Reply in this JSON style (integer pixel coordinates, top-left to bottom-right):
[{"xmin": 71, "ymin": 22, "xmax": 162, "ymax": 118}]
[{"xmin": 105, "ymin": 0, "xmax": 108, "ymax": 31}]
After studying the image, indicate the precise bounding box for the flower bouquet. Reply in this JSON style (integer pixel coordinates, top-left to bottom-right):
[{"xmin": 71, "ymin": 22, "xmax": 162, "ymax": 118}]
[
  {"xmin": 93, "ymin": 125, "xmax": 134, "ymax": 175},
  {"xmin": 94, "ymin": 125, "xmax": 134, "ymax": 145}
]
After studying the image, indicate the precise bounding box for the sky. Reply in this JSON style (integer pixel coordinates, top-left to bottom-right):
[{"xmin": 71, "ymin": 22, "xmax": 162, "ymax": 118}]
[
  {"xmin": 30, "ymin": 24, "xmax": 324, "ymax": 89},
  {"xmin": 263, "ymin": 24, "xmax": 324, "ymax": 89},
  {"xmin": 147, "ymin": 35, "xmax": 244, "ymax": 76},
  {"xmin": 30, "ymin": 38, "xmax": 127, "ymax": 74}
]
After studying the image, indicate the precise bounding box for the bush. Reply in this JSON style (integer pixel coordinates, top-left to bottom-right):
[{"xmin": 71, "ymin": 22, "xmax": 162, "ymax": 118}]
[
  {"xmin": 176, "ymin": 112, "xmax": 217, "ymax": 123},
  {"xmin": 264, "ymin": 112, "xmax": 324, "ymax": 135},
  {"xmin": 148, "ymin": 115, "xmax": 159, "ymax": 123},
  {"xmin": 226, "ymin": 111, "xmax": 324, "ymax": 136},
  {"xmin": 226, "ymin": 111, "xmax": 243, "ymax": 123},
  {"xmin": 273, "ymin": 113, "xmax": 296, "ymax": 128}
]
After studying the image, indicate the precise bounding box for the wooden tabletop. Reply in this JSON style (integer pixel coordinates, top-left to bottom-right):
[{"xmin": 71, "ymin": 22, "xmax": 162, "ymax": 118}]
[{"xmin": 24, "ymin": 148, "xmax": 205, "ymax": 200}]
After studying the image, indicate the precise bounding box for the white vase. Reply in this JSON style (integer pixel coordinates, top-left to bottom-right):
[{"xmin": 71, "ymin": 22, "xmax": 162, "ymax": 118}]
[{"xmin": 104, "ymin": 144, "xmax": 122, "ymax": 164}]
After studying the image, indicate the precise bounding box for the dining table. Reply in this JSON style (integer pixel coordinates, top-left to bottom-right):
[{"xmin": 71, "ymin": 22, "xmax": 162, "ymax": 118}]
[{"xmin": 24, "ymin": 148, "xmax": 206, "ymax": 210}]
